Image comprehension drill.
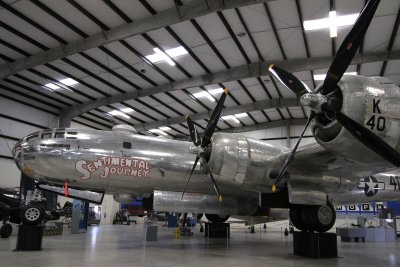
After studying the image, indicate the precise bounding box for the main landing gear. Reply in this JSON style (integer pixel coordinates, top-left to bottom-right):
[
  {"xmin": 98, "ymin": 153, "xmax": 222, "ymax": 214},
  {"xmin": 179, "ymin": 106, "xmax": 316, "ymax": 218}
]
[
  {"xmin": 289, "ymin": 201, "xmax": 336, "ymax": 233},
  {"xmin": 205, "ymin": 214, "xmax": 230, "ymax": 223}
]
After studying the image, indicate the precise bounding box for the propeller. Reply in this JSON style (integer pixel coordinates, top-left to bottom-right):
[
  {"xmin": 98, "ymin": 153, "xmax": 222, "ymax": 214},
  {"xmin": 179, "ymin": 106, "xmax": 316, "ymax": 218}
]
[
  {"xmin": 181, "ymin": 88, "xmax": 229, "ymax": 202},
  {"xmin": 269, "ymin": 0, "xmax": 400, "ymax": 192}
]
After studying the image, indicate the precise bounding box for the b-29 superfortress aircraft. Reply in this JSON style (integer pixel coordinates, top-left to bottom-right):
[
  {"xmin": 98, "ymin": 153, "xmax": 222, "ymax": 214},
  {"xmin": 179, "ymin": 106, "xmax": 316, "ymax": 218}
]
[{"xmin": 11, "ymin": 0, "xmax": 400, "ymax": 232}]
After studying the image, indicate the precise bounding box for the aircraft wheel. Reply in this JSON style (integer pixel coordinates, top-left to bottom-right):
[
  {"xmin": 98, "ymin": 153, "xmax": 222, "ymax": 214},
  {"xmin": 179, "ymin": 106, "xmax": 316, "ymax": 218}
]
[
  {"xmin": 304, "ymin": 202, "xmax": 336, "ymax": 233},
  {"xmin": 205, "ymin": 214, "xmax": 230, "ymax": 223},
  {"xmin": 0, "ymin": 223, "xmax": 12, "ymax": 238},
  {"xmin": 289, "ymin": 205, "xmax": 309, "ymax": 231},
  {"xmin": 20, "ymin": 204, "xmax": 45, "ymax": 225}
]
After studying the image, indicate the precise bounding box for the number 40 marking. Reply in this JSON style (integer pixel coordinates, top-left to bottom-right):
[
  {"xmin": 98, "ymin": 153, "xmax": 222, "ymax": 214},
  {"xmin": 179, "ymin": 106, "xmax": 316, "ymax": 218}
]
[{"xmin": 366, "ymin": 115, "xmax": 386, "ymax": 131}]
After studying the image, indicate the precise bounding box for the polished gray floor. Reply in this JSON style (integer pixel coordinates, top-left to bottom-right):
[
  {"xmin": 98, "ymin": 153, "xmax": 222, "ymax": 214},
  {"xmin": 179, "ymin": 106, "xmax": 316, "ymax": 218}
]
[{"xmin": 0, "ymin": 224, "xmax": 399, "ymax": 267}]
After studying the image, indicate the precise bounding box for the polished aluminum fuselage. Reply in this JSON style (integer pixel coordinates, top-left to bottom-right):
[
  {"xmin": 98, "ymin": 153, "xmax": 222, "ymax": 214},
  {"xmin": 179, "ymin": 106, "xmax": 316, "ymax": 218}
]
[{"xmin": 12, "ymin": 76, "xmax": 400, "ymax": 210}]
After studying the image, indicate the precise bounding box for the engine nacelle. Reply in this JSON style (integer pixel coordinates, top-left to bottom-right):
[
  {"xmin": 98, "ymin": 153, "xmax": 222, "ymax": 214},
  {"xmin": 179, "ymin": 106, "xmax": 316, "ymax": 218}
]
[
  {"xmin": 313, "ymin": 75, "xmax": 400, "ymax": 167},
  {"xmin": 113, "ymin": 193, "xmax": 138, "ymax": 203},
  {"xmin": 208, "ymin": 133, "xmax": 286, "ymax": 187}
]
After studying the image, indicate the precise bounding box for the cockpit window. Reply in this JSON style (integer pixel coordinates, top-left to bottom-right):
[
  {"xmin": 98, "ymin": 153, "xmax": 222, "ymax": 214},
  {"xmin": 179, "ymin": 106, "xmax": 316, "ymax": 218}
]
[
  {"xmin": 26, "ymin": 134, "xmax": 39, "ymax": 141},
  {"xmin": 66, "ymin": 132, "xmax": 78, "ymax": 139},
  {"xmin": 41, "ymin": 132, "xmax": 52, "ymax": 139},
  {"xmin": 123, "ymin": 142, "xmax": 132, "ymax": 149},
  {"xmin": 55, "ymin": 132, "xmax": 65, "ymax": 139}
]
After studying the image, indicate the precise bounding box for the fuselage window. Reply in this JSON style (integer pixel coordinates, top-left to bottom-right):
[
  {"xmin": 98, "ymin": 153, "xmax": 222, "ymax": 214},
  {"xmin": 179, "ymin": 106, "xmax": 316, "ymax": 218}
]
[
  {"xmin": 55, "ymin": 132, "xmax": 65, "ymax": 139},
  {"xmin": 26, "ymin": 134, "xmax": 39, "ymax": 141},
  {"xmin": 41, "ymin": 133, "xmax": 52, "ymax": 139},
  {"xmin": 66, "ymin": 132, "xmax": 78, "ymax": 139},
  {"xmin": 123, "ymin": 142, "xmax": 132, "ymax": 149}
]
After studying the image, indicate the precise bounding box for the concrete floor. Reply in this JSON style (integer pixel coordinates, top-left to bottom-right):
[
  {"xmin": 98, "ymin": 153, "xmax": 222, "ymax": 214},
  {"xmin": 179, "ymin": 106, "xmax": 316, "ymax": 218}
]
[{"xmin": 0, "ymin": 223, "xmax": 399, "ymax": 267}]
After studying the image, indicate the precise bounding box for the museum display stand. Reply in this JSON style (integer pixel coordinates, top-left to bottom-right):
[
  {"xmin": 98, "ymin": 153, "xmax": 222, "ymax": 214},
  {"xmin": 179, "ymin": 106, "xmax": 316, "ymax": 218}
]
[
  {"xmin": 204, "ymin": 222, "xmax": 230, "ymax": 238},
  {"xmin": 15, "ymin": 225, "xmax": 44, "ymax": 251},
  {"xmin": 293, "ymin": 231, "xmax": 338, "ymax": 258}
]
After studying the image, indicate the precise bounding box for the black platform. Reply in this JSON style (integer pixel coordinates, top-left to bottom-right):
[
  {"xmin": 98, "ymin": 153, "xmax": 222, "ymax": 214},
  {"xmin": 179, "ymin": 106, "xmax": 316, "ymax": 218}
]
[
  {"xmin": 15, "ymin": 225, "xmax": 44, "ymax": 251},
  {"xmin": 293, "ymin": 231, "xmax": 338, "ymax": 258},
  {"xmin": 204, "ymin": 222, "xmax": 230, "ymax": 238}
]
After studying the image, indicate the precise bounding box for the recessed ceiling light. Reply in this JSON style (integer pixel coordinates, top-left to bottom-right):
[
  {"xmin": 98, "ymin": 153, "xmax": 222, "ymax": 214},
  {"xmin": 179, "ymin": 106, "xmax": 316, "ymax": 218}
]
[
  {"xmin": 149, "ymin": 129, "xmax": 168, "ymax": 136},
  {"xmin": 108, "ymin": 110, "xmax": 130, "ymax": 119},
  {"xmin": 120, "ymin": 108, "xmax": 135, "ymax": 113},
  {"xmin": 159, "ymin": 126, "xmax": 171, "ymax": 131},
  {"xmin": 221, "ymin": 115, "xmax": 240, "ymax": 123},
  {"xmin": 193, "ymin": 91, "xmax": 214, "ymax": 101},
  {"xmin": 165, "ymin": 46, "xmax": 188, "ymax": 58},
  {"xmin": 145, "ymin": 46, "xmax": 188, "ymax": 66},
  {"xmin": 304, "ymin": 11, "xmax": 359, "ymax": 38},
  {"xmin": 60, "ymin": 78, "xmax": 78, "ymax": 86},
  {"xmin": 44, "ymin": 83, "xmax": 60, "ymax": 90},
  {"xmin": 193, "ymin": 88, "xmax": 224, "ymax": 101},
  {"xmin": 235, "ymin": 113, "xmax": 248, "ymax": 118},
  {"xmin": 314, "ymin": 72, "xmax": 357, "ymax": 81}
]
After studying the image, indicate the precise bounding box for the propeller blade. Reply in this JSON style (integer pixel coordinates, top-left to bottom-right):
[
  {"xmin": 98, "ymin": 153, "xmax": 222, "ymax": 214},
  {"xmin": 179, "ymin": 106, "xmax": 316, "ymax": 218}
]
[
  {"xmin": 200, "ymin": 156, "xmax": 222, "ymax": 202},
  {"xmin": 322, "ymin": 0, "xmax": 380, "ymax": 95},
  {"xmin": 268, "ymin": 64, "xmax": 311, "ymax": 97},
  {"xmin": 181, "ymin": 156, "xmax": 200, "ymax": 199},
  {"xmin": 272, "ymin": 112, "xmax": 315, "ymax": 192},
  {"xmin": 201, "ymin": 88, "xmax": 229, "ymax": 148},
  {"xmin": 185, "ymin": 115, "xmax": 201, "ymax": 146},
  {"xmin": 335, "ymin": 111, "xmax": 400, "ymax": 167}
]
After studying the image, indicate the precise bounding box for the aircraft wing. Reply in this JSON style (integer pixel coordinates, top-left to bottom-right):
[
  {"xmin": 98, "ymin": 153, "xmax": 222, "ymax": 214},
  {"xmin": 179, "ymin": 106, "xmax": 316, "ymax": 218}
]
[{"xmin": 279, "ymin": 142, "xmax": 391, "ymax": 183}]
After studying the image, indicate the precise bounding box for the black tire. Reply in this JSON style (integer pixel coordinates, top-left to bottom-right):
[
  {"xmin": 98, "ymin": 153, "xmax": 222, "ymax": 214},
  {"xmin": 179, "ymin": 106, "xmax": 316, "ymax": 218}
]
[
  {"xmin": 0, "ymin": 224, "xmax": 12, "ymax": 238},
  {"xmin": 304, "ymin": 202, "xmax": 336, "ymax": 233},
  {"xmin": 289, "ymin": 205, "xmax": 309, "ymax": 231},
  {"xmin": 205, "ymin": 214, "xmax": 230, "ymax": 223},
  {"xmin": 20, "ymin": 204, "xmax": 45, "ymax": 225}
]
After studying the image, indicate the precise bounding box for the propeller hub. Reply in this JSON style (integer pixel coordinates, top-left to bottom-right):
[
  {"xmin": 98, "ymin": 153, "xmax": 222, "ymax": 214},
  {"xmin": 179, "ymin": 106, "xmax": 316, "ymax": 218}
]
[
  {"xmin": 300, "ymin": 93, "xmax": 327, "ymax": 112},
  {"xmin": 189, "ymin": 146, "xmax": 205, "ymax": 156}
]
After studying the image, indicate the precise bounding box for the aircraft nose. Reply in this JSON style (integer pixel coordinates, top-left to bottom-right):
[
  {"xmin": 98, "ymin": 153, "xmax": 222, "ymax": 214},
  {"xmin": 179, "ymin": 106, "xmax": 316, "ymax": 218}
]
[{"xmin": 12, "ymin": 139, "xmax": 23, "ymax": 168}]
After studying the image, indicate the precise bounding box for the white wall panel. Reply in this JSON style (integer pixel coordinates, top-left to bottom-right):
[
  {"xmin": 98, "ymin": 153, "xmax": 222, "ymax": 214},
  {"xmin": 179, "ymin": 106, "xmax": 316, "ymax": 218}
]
[
  {"xmin": 0, "ymin": 158, "xmax": 20, "ymax": 188},
  {"xmin": 0, "ymin": 96, "xmax": 58, "ymax": 129}
]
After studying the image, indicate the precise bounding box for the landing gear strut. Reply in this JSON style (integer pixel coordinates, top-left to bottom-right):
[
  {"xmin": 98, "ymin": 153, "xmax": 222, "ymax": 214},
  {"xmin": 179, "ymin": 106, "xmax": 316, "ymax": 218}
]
[{"xmin": 289, "ymin": 201, "xmax": 336, "ymax": 233}]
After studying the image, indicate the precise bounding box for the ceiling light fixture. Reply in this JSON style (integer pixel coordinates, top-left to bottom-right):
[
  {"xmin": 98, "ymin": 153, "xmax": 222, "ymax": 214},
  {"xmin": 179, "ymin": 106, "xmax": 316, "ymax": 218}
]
[
  {"xmin": 235, "ymin": 113, "xmax": 248, "ymax": 118},
  {"xmin": 193, "ymin": 88, "xmax": 224, "ymax": 102},
  {"xmin": 44, "ymin": 83, "xmax": 60, "ymax": 90},
  {"xmin": 221, "ymin": 115, "xmax": 240, "ymax": 123},
  {"xmin": 314, "ymin": 72, "xmax": 357, "ymax": 81},
  {"xmin": 60, "ymin": 78, "xmax": 78, "ymax": 86},
  {"xmin": 145, "ymin": 46, "xmax": 188, "ymax": 66},
  {"xmin": 304, "ymin": 11, "xmax": 359, "ymax": 37},
  {"xmin": 120, "ymin": 108, "xmax": 135, "ymax": 113},
  {"xmin": 149, "ymin": 129, "xmax": 168, "ymax": 136},
  {"xmin": 159, "ymin": 126, "xmax": 171, "ymax": 131},
  {"xmin": 108, "ymin": 110, "xmax": 130, "ymax": 119}
]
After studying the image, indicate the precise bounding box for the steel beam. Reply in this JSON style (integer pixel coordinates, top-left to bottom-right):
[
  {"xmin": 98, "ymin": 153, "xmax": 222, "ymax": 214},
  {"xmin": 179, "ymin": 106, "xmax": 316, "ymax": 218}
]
[
  {"xmin": 217, "ymin": 118, "xmax": 306, "ymax": 134},
  {"xmin": 175, "ymin": 118, "xmax": 307, "ymax": 141},
  {"xmin": 131, "ymin": 98, "xmax": 299, "ymax": 132},
  {"xmin": 0, "ymin": 0, "xmax": 274, "ymax": 79},
  {"xmin": 58, "ymin": 50, "xmax": 400, "ymax": 126}
]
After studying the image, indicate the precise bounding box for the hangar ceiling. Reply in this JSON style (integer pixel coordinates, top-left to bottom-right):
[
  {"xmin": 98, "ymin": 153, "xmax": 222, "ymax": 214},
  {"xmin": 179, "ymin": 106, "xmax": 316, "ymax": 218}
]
[{"xmin": 0, "ymin": 0, "xmax": 399, "ymax": 138}]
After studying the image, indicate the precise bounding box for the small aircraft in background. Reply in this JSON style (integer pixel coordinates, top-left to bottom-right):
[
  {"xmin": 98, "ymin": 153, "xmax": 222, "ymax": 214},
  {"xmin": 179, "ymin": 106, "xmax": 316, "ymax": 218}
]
[{"xmin": 11, "ymin": 0, "xmax": 400, "ymax": 232}]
